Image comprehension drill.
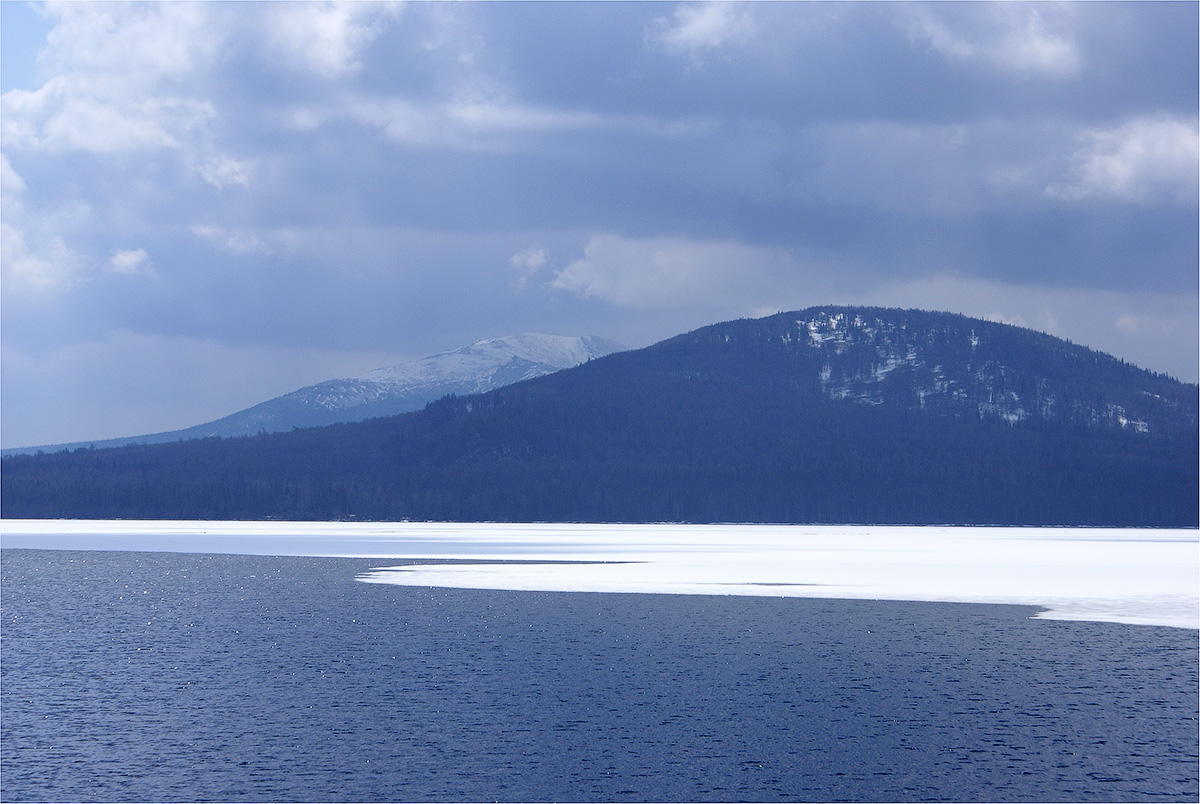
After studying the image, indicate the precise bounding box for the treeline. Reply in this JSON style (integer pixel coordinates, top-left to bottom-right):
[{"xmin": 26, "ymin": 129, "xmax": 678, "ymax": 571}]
[{"xmin": 3, "ymin": 324, "xmax": 1196, "ymax": 526}]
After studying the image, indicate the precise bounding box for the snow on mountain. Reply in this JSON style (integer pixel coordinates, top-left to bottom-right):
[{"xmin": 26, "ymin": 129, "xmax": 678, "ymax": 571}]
[
  {"xmin": 276, "ymin": 334, "xmax": 623, "ymax": 417},
  {"xmin": 3, "ymin": 334, "xmax": 624, "ymax": 455},
  {"xmin": 692, "ymin": 307, "xmax": 1195, "ymax": 436},
  {"xmin": 184, "ymin": 333, "xmax": 624, "ymax": 434},
  {"xmin": 359, "ymin": 334, "xmax": 622, "ymax": 395}
]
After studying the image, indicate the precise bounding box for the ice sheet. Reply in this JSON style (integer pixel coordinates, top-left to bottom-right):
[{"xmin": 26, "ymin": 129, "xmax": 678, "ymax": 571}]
[{"xmin": 3, "ymin": 520, "xmax": 1195, "ymax": 628}]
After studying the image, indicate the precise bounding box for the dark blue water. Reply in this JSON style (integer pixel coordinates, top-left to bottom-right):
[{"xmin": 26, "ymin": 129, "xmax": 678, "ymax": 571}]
[{"xmin": 2, "ymin": 549, "xmax": 1196, "ymax": 802}]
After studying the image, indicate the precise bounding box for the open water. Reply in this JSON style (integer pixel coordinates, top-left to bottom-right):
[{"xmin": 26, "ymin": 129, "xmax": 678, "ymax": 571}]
[{"xmin": 2, "ymin": 548, "xmax": 1197, "ymax": 802}]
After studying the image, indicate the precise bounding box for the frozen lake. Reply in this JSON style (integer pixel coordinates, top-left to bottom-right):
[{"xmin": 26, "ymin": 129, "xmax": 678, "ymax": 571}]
[{"xmin": 3, "ymin": 520, "xmax": 1195, "ymax": 629}]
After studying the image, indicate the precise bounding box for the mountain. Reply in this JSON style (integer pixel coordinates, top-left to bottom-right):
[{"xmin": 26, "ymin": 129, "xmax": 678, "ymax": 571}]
[
  {"xmin": 3, "ymin": 307, "xmax": 1196, "ymax": 526},
  {"xmin": 2, "ymin": 334, "xmax": 623, "ymax": 455},
  {"xmin": 694, "ymin": 308, "xmax": 1194, "ymax": 435}
]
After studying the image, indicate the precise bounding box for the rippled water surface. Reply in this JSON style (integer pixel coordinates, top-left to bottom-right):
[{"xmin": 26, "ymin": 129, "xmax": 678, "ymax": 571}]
[{"xmin": 2, "ymin": 549, "xmax": 1197, "ymax": 802}]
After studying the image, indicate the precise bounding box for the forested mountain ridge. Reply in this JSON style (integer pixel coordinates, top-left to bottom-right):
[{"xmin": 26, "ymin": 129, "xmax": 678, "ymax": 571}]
[
  {"xmin": 3, "ymin": 307, "xmax": 1196, "ymax": 526},
  {"xmin": 661, "ymin": 307, "xmax": 1195, "ymax": 435}
]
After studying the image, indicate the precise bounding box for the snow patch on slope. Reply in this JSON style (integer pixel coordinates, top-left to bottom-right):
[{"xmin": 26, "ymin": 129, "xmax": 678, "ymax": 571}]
[{"xmin": 794, "ymin": 310, "xmax": 1167, "ymax": 432}]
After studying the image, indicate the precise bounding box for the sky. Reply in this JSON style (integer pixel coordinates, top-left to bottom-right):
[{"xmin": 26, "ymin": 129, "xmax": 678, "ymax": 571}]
[{"xmin": 1, "ymin": 1, "xmax": 1197, "ymax": 449}]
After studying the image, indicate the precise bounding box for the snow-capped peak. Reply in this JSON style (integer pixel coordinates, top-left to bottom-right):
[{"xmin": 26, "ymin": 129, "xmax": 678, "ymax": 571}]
[{"xmin": 358, "ymin": 334, "xmax": 622, "ymax": 391}]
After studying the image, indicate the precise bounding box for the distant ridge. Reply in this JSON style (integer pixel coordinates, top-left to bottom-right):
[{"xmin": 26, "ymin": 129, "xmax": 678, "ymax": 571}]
[
  {"xmin": 3, "ymin": 307, "xmax": 1196, "ymax": 526},
  {"xmin": 2, "ymin": 334, "xmax": 624, "ymax": 456}
]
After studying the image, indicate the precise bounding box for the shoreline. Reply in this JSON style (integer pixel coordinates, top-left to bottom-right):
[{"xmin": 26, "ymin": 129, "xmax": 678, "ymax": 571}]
[{"xmin": 2, "ymin": 520, "xmax": 1195, "ymax": 629}]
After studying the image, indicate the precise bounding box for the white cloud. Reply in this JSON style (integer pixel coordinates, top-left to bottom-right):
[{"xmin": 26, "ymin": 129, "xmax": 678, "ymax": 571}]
[
  {"xmin": 1047, "ymin": 116, "xmax": 1200, "ymax": 204},
  {"xmin": 0, "ymin": 221, "xmax": 80, "ymax": 292},
  {"xmin": 39, "ymin": 1, "xmax": 218, "ymax": 81},
  {"xmin": 1, "ymin": 0, "xmax": 220, "ymax": 154},
  {"xmin": 0, "ymin": 155, "xmax": 93, "ymax": 290},
  {"xmin": 0, "ymin": 2, "xmax": 399, "ymax": 156},
  {"xmin": 2, "ymin": 231, "xmax": 154, "ymax": 292},
  {"xmin": 1, "ymin": 80, "xmax": 187, "ymax": 153},
  {"xmin": 899, "ymin": 4, "xmax": 1080, "ymax": 77},
  {"xmin": 996, "ymin": 9, "xmax": 1079, "ymax": 76},
  {"xmin": 344, "ymin": 93, "xmax": 711, "ymax": 153},
  {"xmin": 265, "ymin": 2, "xmax": 400, "ymax": 78},
  {"xmin": 347, "ymin": 97, "xmax": 482, "ymax": 149},
  {"xmin": 550, "ymin": 234, "xmax": 798, "ymax": 309},
  {"xmin": 196, "ymin": 155, "xmax": 254, "ymax": 190},
  {"xmin": 34, "ymin": 87, "xmax": 209, "ymax": 152},
  {"xmin": 1, "ymin": 153, "xmax": 27, "ymax": 195},
  {"xmin": 510, "ymin": 245, "xmax": 547, "ymax": 270},
  {"xmin": 106, "ymin": 248, "xmax": 153, "ymax": 277},
  {"xmin": 509, "ymin": 246, "xmax": 548, "ymax": 288},
  {"xmin": 648, "ymin": 2, "xmax": 756, "ymax": 62},
  {"xmin": 190, "ymin": 225, "xmax": 270, "ymax": 254}
]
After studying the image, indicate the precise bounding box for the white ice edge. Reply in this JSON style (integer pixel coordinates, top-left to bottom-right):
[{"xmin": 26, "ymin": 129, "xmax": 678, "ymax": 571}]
[{"xmin": 3, "ymin": 520, "xmax": 1197, "ymax": 629}]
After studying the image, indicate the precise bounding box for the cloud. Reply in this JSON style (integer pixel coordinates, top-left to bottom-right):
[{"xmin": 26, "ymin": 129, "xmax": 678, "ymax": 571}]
[
  {"xmin": 352, "ymin": 98, "xmax": 610, "ymax": 150},
  {"xmin": 1047, "ymin": 116, "xmax": 1200, "ymax": 204},
  {"xmin": 0, "ymin": 3, "xmax": 221, "ymax": 153},
  {"xmin": 647, "ymin": 2, "xmax": 756, "ymax": 62},
  {"xmin": 1, "ymin": 153, "xmax": 27, "ymax": 194},
  {"xmin": 1115, "ymin": 313, "xmax": 1175, "ymax": 337},
  {"xmin": 550, "ymin": 234, "xmax": 799, "ymax": 310},
  {"xmin": 39, "ymin": 1, "xmax": 218, "ymax": 80},
  {"xmin": 898, "ymin": 4, "xmax": 1080, "ymax": 77},
  {"xmin": 342, "ymin": 93, "xmax": 709, "ymax": 155},
  {"xmin": 509, "ymin": 246, "xmax": 548, "ymax": 288},
  {"xmin": 190, "ymin": 225, "xmax": 270, "ymax": 255},
  {"xmin": 196, "ymin": 155, "xmax": 254, "ymax": 190},
  {"xmin": 0, "ymin": 221, "xmax": 79, "ymax": 292},
  {"xmin": 0, "ymin": 2, "xmax": 400, "ymax": 156},
  {"xmin": 2, "ymin": 231, "xmax": 152, "ymax": 293},
  {"xmin": 265, "ymin": 2, "xmax": 400, "ymax": 78},
  {"xmin": 106, "ymin": 248, "xmax": 153, "ymax": 277},
  {"xmin": 43, "ymin": 95, "xmax": 175, "ymax": 152},
  {"xmin": 1, "ymin": 78, "xmax": 212, "ymax": 153},
  {"xmin": 0, "ymin": 149, "xmax": 91, "ymax": 294}
]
